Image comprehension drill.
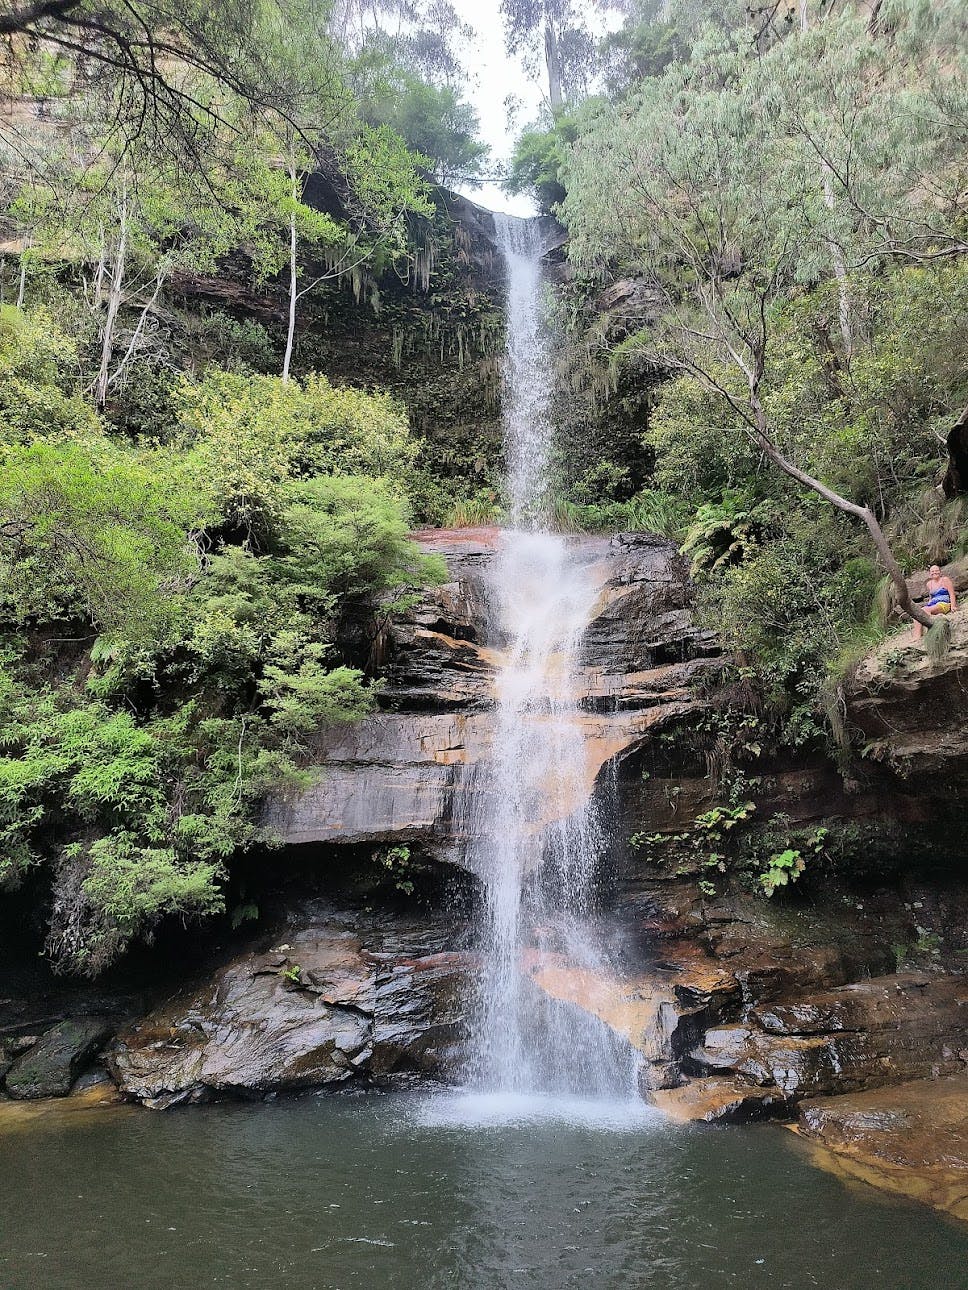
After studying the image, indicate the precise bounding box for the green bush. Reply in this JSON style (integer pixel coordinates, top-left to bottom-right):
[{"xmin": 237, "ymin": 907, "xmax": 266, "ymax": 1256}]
[
  {"xmin": 507, "ymin": 113, "xmax": 584, "ymax": 214},
  {"xmin": 0, "ymin": 304, "xmax": 102, "ymax": 444},
  {"xmin": 0, "ymin": 437, "xmax": 196, "ymax": 638},
  {"xmin": 0, "ymin": 353, "xmax": 444, "ymax": 973},
  {"xmin": 176, "ymin": 369, "xmax": 418, "ymax": 533}
]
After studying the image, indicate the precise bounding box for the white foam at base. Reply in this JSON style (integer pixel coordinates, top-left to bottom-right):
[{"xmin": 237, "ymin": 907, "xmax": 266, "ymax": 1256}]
[{"xmin": 412, "ymin": 1090, "xmax": 663, "ymax": 1132}]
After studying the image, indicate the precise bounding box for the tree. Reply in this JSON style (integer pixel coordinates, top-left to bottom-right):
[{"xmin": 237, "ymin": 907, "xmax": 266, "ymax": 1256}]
[
  {"xmin": 598, "ymin": 0, "xmax": 691, "ymax": 95},
  {"xmin": 13, "ymin": 136, "xmax": 252, "ymax": 405},
  {"xmin": 240, "ymin": 141, "xmax": 344, "ymax": 384},
  {"xmin": 248, "ymin": 124, "xmax": 432, "ymax": 382},
  {"xmin": 506, "ymin": 111, "xmax": 582, "ymax": 213},
  {"xmin": 757, "ymin": 2, "xmax": 968, "ymax": 356},
  {"xmin": 0, "ymin": 1, "xmax": 331, "ymax": 166},
  {"xmin": 354, "ymin": 63, "xmax": 488, "ymax": 184},
  {"xmin": 564, "ymin": 24, "xmax": 965, "ymax": 627},
  {"xmin": 0, "ymin": 436, "xmax": 196, "ymax": 637},
  {"xmin": 330, "ymin": 0, "xmax": 475, "ymax": 88},
  {"xmin": 0, "ymin": 350, "xmax": 443, "ymax": 973},
  {"xmin": 500, "ymin": 0, "xmax": 600, "ymax": 108}
]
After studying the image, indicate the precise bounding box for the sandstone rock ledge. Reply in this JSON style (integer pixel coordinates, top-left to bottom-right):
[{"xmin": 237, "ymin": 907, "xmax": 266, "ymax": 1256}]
[
  {"xmin": 847, "ymin": 610, "xmax": 968, "ymax": 787},
  {"xmin": 265, "ymin": 528, "xmax": 721, "ymax": 866},
  {"xmin": 793, "ymin": 1076, "xmax": 968, "ymax": 1221}
]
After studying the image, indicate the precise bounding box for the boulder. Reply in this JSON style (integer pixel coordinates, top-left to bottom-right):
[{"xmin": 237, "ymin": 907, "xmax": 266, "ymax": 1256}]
[
  {"xmin": 108, "ymin": 910, "xmax": 470, "ymax": 1108},
  {"xmin": 654, "ymin": 1076, "xmax": 789, "ymax": 1123},
  {"xmin": 4, "ymin": 1017, "xmax": 112, "ymax": 1099},
  {"xmin": 369, "ymin": 951, "xmax": 468, "ymax": 1077},
  {"xmin": 847, "ymin": 611, "xmax": 968, "ymax": 787},
  {"xmin": 686, "ymin": 974, "xmax": 968, "ymax": 1097}
]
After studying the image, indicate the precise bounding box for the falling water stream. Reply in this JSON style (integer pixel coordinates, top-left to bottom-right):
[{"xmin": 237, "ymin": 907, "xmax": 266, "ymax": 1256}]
[{"xmin": 459, "ymin": 214, "xmax": 640, "ymax": 1108}]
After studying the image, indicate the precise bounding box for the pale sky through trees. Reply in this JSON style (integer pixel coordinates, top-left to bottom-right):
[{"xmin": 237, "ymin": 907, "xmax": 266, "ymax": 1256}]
[
  {"xmin": 449, "ymin": 0, "xmax": 621, "ymax": 216},
  {"xmin": 449, "ymin": 0, "xmax": 541, "ymax": 216}
]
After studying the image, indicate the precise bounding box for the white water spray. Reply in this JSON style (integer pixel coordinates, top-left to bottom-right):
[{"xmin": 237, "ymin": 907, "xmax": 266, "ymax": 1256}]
[{"xmin": 463, "ymin": 215, "xmax": 639, "ymax": 1103}]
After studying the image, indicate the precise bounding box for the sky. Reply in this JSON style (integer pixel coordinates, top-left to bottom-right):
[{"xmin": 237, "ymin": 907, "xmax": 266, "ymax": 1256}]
[{"xmin": 448, "ymin": 0, "xmax": 545, "ymax": 217}]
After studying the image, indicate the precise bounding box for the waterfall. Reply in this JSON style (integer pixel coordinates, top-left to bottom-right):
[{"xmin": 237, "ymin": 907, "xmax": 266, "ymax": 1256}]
[
  {"xmin": 493, "ymin": 215, "xmax": 553, "ymax": 529},
  {"xmin": 461, "ymin": 214, "xmax": 640, "ymax": 1105}
]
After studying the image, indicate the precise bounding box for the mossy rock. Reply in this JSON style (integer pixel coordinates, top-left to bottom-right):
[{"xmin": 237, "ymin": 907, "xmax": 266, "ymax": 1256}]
[{"xmin": 4, "ymin": 1018, "xmax": 112, "ymax": 1100}]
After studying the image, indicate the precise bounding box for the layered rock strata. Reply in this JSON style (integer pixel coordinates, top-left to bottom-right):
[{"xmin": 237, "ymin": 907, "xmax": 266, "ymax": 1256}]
[
  {"xmin": 265, "ymin": 528, "xmax": 722, "ymax": 864},
  {"xmin": 11, "ymin": 528, "xmax": 967, "ymax": 1225},
  {"xmin": 109, "ymin": 906, "xmax": 470, "ymax": 1109},
  {"xmin": 847, "ymin": 609, "xmax": 968, "ymax": 788},
  {"xmin": 795, "ymin": 1076, "xmax": 968, "ymax": 1221}
]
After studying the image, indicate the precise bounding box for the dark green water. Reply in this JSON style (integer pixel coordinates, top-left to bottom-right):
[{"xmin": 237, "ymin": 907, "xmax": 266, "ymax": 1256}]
[{"xmin": 2, "ymin": 1091, "xmax": 966, "ymax": 1290}]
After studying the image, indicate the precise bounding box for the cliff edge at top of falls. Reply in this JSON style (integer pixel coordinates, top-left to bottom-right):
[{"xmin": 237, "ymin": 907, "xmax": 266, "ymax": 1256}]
[{"xmin": 263, "ymin": 527, "xmax": 722, "ymax": 864}]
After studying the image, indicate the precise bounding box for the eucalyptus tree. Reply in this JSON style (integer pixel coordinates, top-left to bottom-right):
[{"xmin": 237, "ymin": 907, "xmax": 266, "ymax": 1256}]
[
  {"xmin": 500, "ymin": 0, "xmax": 602, "ymax": 108},
  {"xmin": 245, "ymin": 124, "xmax": 432, "ymax": 382},
  {"xmin": 11, "ymin": 114, "xmax": 260, "ymax": 405},
  {"xmin": 564, "ymin": 23, "xmax": 965, "ymax": 626},
  {"xmin": 331, "ymin": 0, "xmax": 475, "ymax": 87},
  {"xmin": 759, "ymin": 1, "xmax": 967, "ymax": 354},
  {"xmin": 0, "ymin": 1, "xmax": 328, "ymax": 169},
  {"xmin": 333, "ymin": 0, "xmax": 485, "ymax": 183}
]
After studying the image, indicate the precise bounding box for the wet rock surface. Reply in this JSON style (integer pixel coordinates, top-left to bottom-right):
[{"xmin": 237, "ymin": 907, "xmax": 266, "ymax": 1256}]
[
  {"xmin": 7, "ymin": 527, "xmax": 964, "ymax": 1227},
  {"xmin": 510, "ymin": 874, "xmax": 957, "ymax": 1142},
  {"xmin": 4, "ymin": 1018, "xmax": 113, "ymax": 1100},
  {"xmin": 109, "ymin": 905, "xmax": 470, "ymax": 1108},
  {"xmin": 688, "ymin": 973, "xmax": 967, "ymax": 1097},
  {"xmin": 526, "ymin": 877, "xmax": 968, "ymax": 1140},
  {"xmin": 795, "ymin": 1076, "xmax": 968, "ymax": 1221},
  {"xmin": 264, "ymin": 529, "xmax": 722, "ymax": 865},
  {"xmin": 653, "ymin": 1076, "xmax": 789, "ymax": 1123}
]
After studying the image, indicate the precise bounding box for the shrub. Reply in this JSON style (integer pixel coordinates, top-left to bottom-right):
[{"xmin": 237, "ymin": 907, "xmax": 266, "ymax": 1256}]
[
  {"xmin": 176, "ymin": 369, "xmax": 417, "ymax": 533},
  {"xmin": 0, "ymin": 437, "xmax": 196, "ymax": 638}
]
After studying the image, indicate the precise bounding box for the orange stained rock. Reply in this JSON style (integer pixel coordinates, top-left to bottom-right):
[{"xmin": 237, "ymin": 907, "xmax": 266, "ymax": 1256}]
[
  {"xmin": 0, "ymin": 1080, "xmax": 126, "ymax": 1132},
  {"xmin": 791, "ymin": 1076, "xmax": 968, "ymax": 1223},
  {"xmin": 798, "ymin": 1146, "xmax": 968, "ymax": 1223},
  {"xmin": 409, "ymin": 525, "xmax": 502, "ymax": 548},
  {"xmin": 522, "ymin": 949, "xmax": 672, "ymax": 1054},
  {"xmin": 413, "ymin": 629, "xmax": 496, "ymax": 672},
  {"xmin": 652, "ymin": 1078, "xmax": 785, "ymax": 1124}
]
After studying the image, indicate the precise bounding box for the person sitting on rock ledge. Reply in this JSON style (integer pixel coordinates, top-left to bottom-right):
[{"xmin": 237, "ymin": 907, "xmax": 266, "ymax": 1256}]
[{"xmin": 913, "ymin": 564, "xmax": 957, "ymax": 640}]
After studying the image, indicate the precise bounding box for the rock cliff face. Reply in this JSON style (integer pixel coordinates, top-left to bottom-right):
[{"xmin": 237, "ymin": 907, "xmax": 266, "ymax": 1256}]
[
  {"xmin": 173, "ymin": 189, "xmax": 512, "ymax": 510},
  {"xmin": 265, "ymin": 528, "xmax": 722, "ymax": 865},
  {"xmin": 109, "ymin": 906, "xmax": 470, "ymax": 1109},
  {"xmin": 847, "ymin": 610, "xmax": 968, "ymax": 790}
]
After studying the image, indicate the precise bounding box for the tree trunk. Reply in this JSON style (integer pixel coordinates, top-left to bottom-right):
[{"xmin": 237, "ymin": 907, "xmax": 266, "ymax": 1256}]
[
  {"xmin": 822, "ymin": 165, "xmax": 853, "ymax": 358},
  {"xmin": 544, "ymin": 19, "xmax": 563, "ymax": 111},
  {"xmin": 108, "ymin": 264, "xmax": 166, "ymax": 389},
  {"xmin": 92, "ymin": 225, "xmax": 106, "ymax": 309},
  {"xmin": 281, "ymin": 166, "xmax": 298, "ymax": 384},
  {"xmin": 749, "ymin": 395, "xmax": 932, "ymax": 627},
  {"xmin": 799, "ymin": 0, "xmax": 853, "ymax": 356},
  {"xmin": 16, "ymin": 238, "xmax": 29, "ymax": 308},
  {"xmin": 95, "ymin": 190, "xmax": 128, "ymax": 408}
]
